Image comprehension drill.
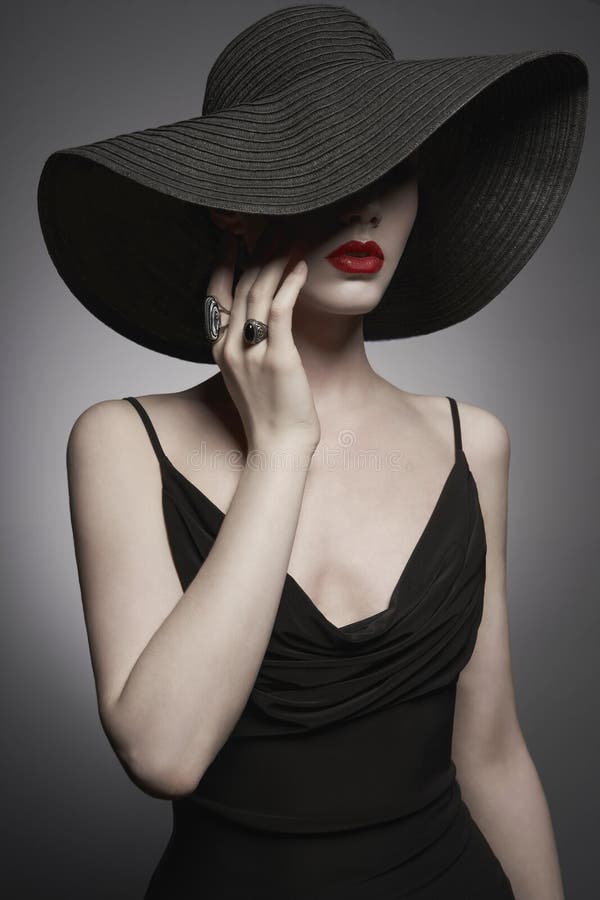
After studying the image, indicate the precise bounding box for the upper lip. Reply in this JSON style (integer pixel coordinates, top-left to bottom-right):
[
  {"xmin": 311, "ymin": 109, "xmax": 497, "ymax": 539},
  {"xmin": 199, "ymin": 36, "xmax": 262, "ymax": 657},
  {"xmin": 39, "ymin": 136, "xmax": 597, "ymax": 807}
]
[{"xmin": 327, "ymin": 239, "xmax": 384, "ymax": 259}]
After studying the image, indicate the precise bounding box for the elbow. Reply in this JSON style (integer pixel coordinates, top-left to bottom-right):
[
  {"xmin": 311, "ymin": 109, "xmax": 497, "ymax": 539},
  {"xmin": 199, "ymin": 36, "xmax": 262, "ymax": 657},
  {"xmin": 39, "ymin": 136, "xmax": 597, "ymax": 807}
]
[
  {"xmin": 128, "ymin": 750, "xmax": 205, "ymax": 799},
  {"xmin": 99, "ymin": 704, "xmax": 206, "ymax": 799}
]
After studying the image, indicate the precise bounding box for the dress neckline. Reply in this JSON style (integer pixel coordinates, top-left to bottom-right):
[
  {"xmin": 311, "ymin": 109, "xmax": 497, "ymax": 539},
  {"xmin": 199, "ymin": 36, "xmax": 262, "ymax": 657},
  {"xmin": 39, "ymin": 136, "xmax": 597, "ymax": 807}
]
[
  {"xmin": 160, "ymin": 446, "xmax": 467, "ymax": 634},
  {"xmin": 123, "ymin": 394, "xmax": 469, "ymax": 636}
]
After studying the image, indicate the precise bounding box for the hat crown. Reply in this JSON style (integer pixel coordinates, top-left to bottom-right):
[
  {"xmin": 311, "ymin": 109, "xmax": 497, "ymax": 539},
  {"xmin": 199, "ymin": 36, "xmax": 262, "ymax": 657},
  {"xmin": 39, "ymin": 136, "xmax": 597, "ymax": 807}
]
[{"xmin": 202, "ymin": 4, "xmax": 394, "ymax": 116}]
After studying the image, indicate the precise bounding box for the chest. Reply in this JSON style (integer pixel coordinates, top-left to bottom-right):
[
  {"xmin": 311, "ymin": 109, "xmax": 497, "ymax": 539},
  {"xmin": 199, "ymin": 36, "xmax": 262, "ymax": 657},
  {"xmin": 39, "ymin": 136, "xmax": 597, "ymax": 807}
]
[
  {"xmin": 283, "ymin": 456, "xmax": 457, "ymax": 630},
  {"xmin": 162, "ymin": 395, "xmax": 461, "ymax": 632}
]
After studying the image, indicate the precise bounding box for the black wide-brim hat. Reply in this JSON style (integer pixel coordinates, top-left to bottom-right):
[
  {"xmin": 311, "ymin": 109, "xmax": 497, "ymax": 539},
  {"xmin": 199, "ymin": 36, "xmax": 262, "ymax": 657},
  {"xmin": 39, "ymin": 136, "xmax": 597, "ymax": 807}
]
[{"xmin": 37, "ymin": 3, "xmax": 589, "ymax": 364}]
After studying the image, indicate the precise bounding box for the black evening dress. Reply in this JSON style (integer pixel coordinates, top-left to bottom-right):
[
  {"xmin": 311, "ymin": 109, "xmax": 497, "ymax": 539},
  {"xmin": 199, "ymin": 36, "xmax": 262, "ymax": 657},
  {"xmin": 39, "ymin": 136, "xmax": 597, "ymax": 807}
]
[{"xmin": 122, "ymin": 394, "xmax": 515, "ymax": 899}]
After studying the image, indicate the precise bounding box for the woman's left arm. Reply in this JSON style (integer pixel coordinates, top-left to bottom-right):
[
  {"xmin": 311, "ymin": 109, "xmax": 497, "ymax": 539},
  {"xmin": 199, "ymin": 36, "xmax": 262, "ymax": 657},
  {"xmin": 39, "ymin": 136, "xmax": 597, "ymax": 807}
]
[{"xmin": 452, "ymin": 403, "xmax": 565, "ymax": 900}]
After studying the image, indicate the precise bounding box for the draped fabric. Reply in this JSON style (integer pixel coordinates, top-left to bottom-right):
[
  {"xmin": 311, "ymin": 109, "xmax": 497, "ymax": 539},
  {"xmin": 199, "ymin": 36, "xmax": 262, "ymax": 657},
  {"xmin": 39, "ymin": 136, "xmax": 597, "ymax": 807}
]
[
  {"xmin": 123, "ymin": 396, "xmax": 514, "ymax": 899},
  {"xmin": 156, "ymin": 400, "xmax": 486, "ymax": 738}
]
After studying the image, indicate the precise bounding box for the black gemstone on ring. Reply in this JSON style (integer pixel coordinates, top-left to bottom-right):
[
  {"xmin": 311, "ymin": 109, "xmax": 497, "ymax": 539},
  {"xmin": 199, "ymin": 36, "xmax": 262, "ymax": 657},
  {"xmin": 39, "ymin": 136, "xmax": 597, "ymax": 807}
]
[{"xmin": 244, "ymin": 321, "xmax": 256, "ymax": 342}]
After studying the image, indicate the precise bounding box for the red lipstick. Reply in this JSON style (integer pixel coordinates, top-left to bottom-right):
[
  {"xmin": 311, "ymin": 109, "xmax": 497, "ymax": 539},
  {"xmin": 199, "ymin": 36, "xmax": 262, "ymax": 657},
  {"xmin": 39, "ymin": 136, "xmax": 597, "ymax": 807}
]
[{"xmin": 326, "ymin": 239, "xmax": 384, "ymax": 274}]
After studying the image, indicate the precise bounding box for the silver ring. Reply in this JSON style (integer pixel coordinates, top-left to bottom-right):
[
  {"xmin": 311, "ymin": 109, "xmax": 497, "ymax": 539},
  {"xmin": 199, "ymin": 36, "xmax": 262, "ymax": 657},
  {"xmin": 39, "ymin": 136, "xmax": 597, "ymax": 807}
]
[
  {"xmin": 204, "ymin": 295, "xmax": 230, "ymax": 343},
  {"xmin": 243, "ymin": 318, "xmax": 269, "ymax": 345}
]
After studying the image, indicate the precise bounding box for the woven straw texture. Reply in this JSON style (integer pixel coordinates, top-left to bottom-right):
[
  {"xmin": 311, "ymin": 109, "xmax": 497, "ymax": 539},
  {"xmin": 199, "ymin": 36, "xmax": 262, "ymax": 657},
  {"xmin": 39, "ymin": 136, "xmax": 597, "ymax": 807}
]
[{"xmin": 37, "ymin": 3, "xmax": 589, "ymax": 363}]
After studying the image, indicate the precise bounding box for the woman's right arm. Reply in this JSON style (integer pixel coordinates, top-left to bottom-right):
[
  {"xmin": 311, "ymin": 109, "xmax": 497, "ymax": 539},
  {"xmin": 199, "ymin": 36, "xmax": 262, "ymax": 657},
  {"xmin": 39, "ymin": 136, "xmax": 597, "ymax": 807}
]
[
  {"xmin": 67, "ymin": 226, "xmax": 318, "ymax": 800},
  {"xmin": 68, "ymin": 404, "xmax": 315, "ymax": 800}
]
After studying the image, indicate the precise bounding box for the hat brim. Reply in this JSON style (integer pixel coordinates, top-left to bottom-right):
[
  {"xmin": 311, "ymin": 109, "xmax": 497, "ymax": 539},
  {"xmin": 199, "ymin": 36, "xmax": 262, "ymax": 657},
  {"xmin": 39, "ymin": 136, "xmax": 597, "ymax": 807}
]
[{"xmin": 37, "ymin": 50, "xmax": 588, "ymax": 363}]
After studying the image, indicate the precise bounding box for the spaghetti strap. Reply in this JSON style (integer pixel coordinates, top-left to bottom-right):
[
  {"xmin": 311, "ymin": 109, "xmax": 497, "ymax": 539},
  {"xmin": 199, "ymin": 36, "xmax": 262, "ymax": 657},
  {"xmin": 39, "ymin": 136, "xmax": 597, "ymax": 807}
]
[
  {"xmin": 445, "ymin": 396, "xmax": 463, "ymax": 461},
  {"xmin": 122, "ymin": 396, "xmax": 167, "ymax": 464}
]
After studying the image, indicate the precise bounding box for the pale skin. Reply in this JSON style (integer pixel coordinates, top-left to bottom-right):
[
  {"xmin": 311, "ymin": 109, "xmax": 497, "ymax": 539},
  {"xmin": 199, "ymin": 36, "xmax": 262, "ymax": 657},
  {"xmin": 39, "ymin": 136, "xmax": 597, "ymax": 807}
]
[{"xmin": 67, "ymin": 155, "xmax": 564, "ymax": 899}]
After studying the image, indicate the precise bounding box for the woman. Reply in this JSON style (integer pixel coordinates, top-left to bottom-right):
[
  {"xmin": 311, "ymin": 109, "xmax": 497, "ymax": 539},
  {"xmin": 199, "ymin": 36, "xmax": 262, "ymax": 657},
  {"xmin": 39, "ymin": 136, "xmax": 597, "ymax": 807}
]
[{"xmin": 37, "ymin": 5, "xmax": 588, "ymax": 898}]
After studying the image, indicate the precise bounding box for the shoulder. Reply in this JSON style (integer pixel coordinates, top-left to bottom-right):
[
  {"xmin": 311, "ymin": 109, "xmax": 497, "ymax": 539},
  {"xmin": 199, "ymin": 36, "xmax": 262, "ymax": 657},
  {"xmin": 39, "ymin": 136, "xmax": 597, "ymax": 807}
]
[
  {"xmin": 452, "ymin": 397, "xmax": 511, "ymax": 471},
  {"xmin": 67, "ymin": 396, "xmax": 145, "ymax": 472},
  {"xmin": 66, "ymin": 381, "xmax": 228, "ymax": 486},
  {"xmin": 388, "ymin": 385, "xmax": 511, "ymax": 466},
  {"xmin": 395, "ymin": 389, "xmax": 511, "ymax": 506},
  {"xmin": 66, "ymin": 394, "xmax": 175, "ymax": 498},
  {"xmin": 66, "ymin": 386, "xmax": 200, "ymax": 453},
  {"xmin": 449, "ymin": 398, "xmax": 511, "ymax": 524},
  {"xmin": 449, "ymin": 399, "xmax": 511, "ymax": 557},
  {"xmin": 68, "ymin": 396, "xmax": 132, "ymax": 434}
]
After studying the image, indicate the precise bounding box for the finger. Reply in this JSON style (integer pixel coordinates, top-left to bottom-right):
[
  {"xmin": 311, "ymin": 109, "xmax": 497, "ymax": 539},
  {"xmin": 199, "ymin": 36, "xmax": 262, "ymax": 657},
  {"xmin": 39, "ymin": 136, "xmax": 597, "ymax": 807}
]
[
  {"xmin": 222, "ymin": 223, "xmax": 278, "ymax": 327},
  {"xmin": 226, "ymin": 226, "xmax": 289, "ymax": 339},
  {"xmin": 226, "ymin": 259, "xmax": 257, "ymax": 339},
  {"xmin": 206, "ymin": 228, "xmax": 238, "ymax": 303},
  {"xmin": 223, "ymin": 223, "xmax": 303, "ymax": 357},
  {"xmin": 279, "ymin": 239, "xmax": 309, "ymax": 283},
  {"xmin": 245, "ymin": 238, "xmax": 306, "ymax": 329},
  {"xmin": 207, "ymin": 234, "xmax": 239, "ymax": 364},
  {"xmin": 266, "ymin": 259, "xmax": 308, "ymax": 353}
]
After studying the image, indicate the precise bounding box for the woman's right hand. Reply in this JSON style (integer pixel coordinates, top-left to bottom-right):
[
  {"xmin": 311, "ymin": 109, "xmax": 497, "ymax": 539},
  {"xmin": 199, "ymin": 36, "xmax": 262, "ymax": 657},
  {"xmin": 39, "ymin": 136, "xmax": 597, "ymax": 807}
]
[{"xmin": 207, "ymin": 221, "xmax": 321, "ymax": 456}]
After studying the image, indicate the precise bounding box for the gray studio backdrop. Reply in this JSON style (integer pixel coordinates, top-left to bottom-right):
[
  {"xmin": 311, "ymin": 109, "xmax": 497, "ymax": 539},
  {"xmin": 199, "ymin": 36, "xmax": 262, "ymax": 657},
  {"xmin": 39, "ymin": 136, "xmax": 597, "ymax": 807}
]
[{"xmin": 3, "ymin": 1, "xmax": 598, "ymax": 897}]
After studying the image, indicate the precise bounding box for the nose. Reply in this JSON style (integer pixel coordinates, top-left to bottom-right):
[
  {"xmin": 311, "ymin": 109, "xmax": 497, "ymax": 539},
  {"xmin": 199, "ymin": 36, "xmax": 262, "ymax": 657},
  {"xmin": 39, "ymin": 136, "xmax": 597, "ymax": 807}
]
[{"xmin": 337, "ymin": 194, "xmax": 382, "ymax": 229}]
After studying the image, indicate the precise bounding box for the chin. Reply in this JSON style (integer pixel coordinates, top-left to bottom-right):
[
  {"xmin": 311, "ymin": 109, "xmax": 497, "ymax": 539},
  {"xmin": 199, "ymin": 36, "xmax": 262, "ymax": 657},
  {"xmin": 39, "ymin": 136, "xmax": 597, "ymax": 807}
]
[{"xmin": 298, "ymin": 291, "xmax": 384, "ymax": 317}]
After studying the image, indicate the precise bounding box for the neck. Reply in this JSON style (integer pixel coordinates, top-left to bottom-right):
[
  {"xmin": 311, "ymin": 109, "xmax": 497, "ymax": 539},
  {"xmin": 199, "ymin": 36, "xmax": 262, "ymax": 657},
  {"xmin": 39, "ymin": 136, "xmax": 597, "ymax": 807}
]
[{"xmin": 290, "ymin": 308, "xmax": 382, "ymax": 416}]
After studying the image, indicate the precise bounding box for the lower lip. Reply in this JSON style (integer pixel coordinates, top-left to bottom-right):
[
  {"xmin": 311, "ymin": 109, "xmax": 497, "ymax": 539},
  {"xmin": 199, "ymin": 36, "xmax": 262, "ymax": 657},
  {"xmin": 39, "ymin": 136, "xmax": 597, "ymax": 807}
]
[{"xmin": 326, "ymin": 254, "xmax": 384, "ymax": 273}]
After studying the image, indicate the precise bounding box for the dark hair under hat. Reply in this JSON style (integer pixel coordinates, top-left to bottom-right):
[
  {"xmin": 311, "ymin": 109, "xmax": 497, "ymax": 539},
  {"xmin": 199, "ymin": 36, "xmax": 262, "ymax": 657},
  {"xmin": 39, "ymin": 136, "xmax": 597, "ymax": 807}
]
[{"xmin": 37, "ymin": 3, "xmax": 589, "ymax": 363}]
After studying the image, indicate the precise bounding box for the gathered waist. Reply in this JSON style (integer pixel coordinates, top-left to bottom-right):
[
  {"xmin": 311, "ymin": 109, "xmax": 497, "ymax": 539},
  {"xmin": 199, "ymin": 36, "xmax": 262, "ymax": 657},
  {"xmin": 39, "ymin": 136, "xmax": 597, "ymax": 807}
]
[
  {"xmin": 185, "ymin": 684, "xmax": 458, "ymax": 833},
  {"xmin": 147, "ymin": 781, "xmax": 473, "ymax": 899},
  {"xmin": 144, "ymin": 685, "xmax": 474, "ymax": 898}
]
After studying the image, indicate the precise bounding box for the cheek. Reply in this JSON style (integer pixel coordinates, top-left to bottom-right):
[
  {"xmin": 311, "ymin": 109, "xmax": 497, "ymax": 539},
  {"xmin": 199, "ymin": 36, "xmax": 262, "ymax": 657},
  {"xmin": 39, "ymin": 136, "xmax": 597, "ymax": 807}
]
[
  {"xmin": 390, "ymin": 176, "xmax": 418, "ymax": 209},
  {"xmin": 386, "ymin": 184, "xmax": 419, "ymax": 241}
]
